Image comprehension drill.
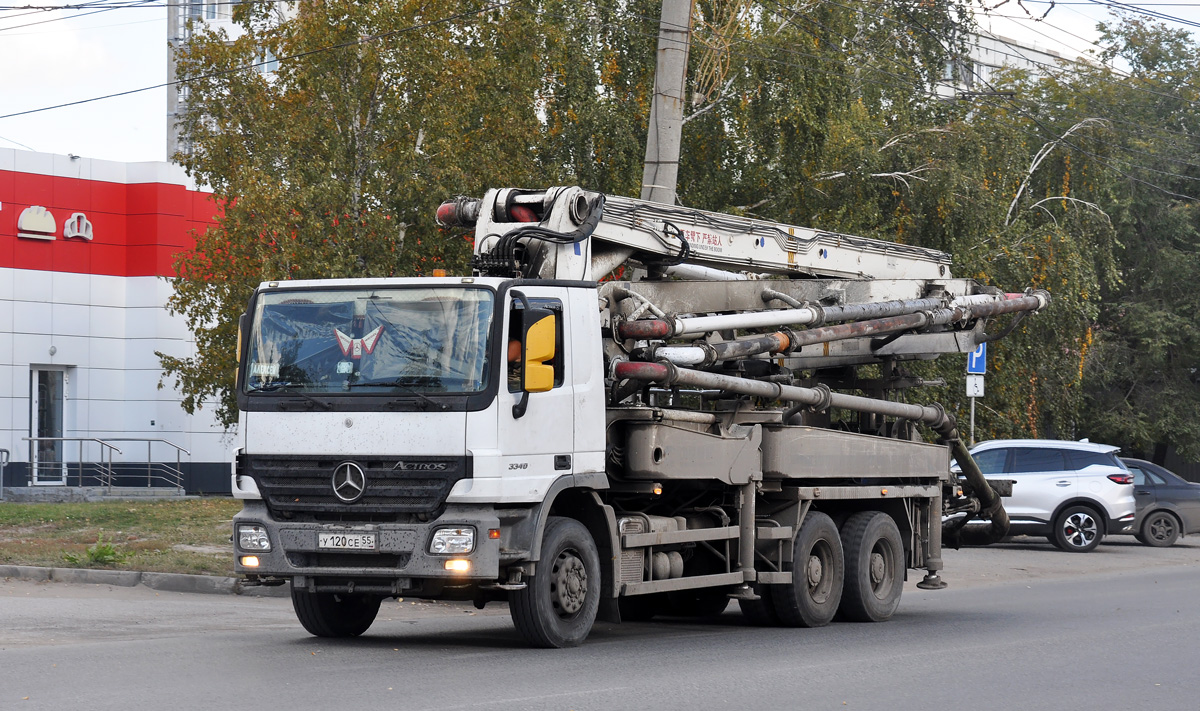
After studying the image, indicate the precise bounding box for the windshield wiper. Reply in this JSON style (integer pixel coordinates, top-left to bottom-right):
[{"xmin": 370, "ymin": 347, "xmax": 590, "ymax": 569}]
[
  {"xmin": 246, "ymin": 382, "xmax": 334, "ymax": 410},
  {"xmin": 347, "ymin": 379, "xmax": 449, "ymax": 411}
]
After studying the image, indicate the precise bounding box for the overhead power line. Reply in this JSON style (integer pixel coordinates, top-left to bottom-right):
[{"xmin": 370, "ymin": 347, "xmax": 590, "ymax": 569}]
[{"xmin": 0, "ymin": 2, "xmax": 510, "ymax": 120}]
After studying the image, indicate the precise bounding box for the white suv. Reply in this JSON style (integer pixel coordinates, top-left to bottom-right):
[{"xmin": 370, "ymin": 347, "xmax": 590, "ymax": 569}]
[{"xmin": 970, "ymin": 439, "xmax": 1137, "ymax": 552}]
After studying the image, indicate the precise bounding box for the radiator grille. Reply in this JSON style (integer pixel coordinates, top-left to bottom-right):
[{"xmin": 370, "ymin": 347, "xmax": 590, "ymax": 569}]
[{"xmin": 241, "ymin": 454, "xmax": 470, "ymax": 518}]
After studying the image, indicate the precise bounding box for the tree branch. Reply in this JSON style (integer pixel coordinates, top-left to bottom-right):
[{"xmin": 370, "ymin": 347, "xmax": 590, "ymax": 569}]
[{"xmin": 1005, "ymin": 118, "xmax": 1108, "ymax": 226}]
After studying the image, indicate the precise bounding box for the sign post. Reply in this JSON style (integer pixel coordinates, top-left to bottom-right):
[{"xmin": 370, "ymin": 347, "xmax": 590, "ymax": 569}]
[{"xmin": 966, "ymin": 343, "xmax": 987, "ymax": 445}]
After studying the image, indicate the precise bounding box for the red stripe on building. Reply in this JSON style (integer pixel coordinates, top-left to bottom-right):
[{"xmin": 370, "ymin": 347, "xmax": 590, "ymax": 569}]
[{"xmin": 0, "ymin": 169, "xmax": 218, "ymax": 278}]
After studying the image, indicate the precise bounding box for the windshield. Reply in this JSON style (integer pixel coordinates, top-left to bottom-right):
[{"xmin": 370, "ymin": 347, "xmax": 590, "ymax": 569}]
[{"xmin": 243, "ymin": 287, "xmax": 494, "ymax": 395}]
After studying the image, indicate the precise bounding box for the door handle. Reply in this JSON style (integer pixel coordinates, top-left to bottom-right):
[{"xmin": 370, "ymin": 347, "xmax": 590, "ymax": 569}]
[
  {"xmin": 1136, "ymin": 490, "xmax": 1151, "ymax": 496},
  {"xmin": 1056, "ymin": 480, "xmax": 1072, "ymax": 487}
]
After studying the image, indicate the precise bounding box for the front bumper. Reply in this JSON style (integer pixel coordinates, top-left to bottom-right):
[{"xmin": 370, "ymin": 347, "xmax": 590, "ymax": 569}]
[{"xmin": 233, "ymin": 501, "xmax": 501, "ymax": 584}]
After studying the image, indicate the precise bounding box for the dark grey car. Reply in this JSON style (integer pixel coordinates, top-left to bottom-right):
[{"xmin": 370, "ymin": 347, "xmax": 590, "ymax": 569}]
[{"xmin": 1119, "ymin": 458, "xmax": 1200, "ymax": 547}]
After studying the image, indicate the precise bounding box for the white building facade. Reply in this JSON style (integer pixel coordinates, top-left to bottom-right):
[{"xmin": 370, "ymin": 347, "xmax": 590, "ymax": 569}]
[{"xmin": 0, "ymin": 148, "xmax": 233, "ymax": 493}]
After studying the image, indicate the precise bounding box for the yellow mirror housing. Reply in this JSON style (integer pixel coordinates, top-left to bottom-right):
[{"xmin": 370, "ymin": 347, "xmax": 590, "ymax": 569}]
[{"xmin": 523, "ymin": 314, "xmax": 556, "ymax": 393}]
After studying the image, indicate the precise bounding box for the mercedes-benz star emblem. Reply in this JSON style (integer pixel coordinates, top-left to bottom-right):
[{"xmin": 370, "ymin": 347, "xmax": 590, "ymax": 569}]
[{"xmin": 331, "ymin": 462, "xmax": 367, "ymax": 503}]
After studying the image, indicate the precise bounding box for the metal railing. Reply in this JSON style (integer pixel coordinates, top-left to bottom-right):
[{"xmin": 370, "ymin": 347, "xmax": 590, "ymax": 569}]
[
  {"xmin": 100, "ymin": 439, "xmax": 190, "ymax": 492},
  {"xmin": 21, "ymin": 437, "xmax": 189, "ymax": 492}
]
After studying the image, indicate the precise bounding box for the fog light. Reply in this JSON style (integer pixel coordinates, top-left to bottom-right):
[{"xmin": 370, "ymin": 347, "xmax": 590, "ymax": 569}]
[
  {"xmin": 237, "ymin": 524, "xmax": 271, "ymax": 551},
  {"xmin": 241, "ymin": 556, "xmax": 260, "ymax": 568},
  {"xmin": 445, "ymin": 559, "xmax": 470, "ymax": 573},
  {"xmin": 430, "ymin": 527, "xmax": 475, "ymax": 554}
]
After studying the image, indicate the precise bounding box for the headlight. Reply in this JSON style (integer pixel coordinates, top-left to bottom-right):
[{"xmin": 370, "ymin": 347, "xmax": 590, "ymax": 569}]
[
  {"xmin": 429, "ymin": 527, "xmax": 475, "ymax": 555},
  {"xmin": 237, "ymin": 524, "xmax": 271, "ymax": 551}
]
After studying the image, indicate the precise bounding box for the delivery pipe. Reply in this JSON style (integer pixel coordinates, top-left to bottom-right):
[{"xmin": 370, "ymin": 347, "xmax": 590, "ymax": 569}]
[
  {"xmin": 654, "ymin": 331, "xmax": 793, "ymax": 367},
  {"xmin": 945, "ymin": 436, "xmax": 1010, "ymax": 547},
  {"xmin": 611, "ymin": 361, "xmax": 955, "ymax": 432},
  {"xmin": 616, "ymin": 294, "xmax": 992, "ymax": 340},
  {"xmin": 617, "ymin": 290, "xmax": 1049, "ymax": 343}
]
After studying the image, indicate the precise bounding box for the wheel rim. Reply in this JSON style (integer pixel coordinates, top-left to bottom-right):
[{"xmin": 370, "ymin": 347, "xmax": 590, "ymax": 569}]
[
  {"xmin": 1062, "ymin": 511, "xmax": 1098, "ymax": 548},
  {"xmin": 805, "ymin": 539, "xmax": 835, "ymax": 604},
  {"xmin": 868, "ymin": 540, "xmax": 896, "ymax": 599},
  {"xmin": 1148, "ymin": 514, "xmax": 1177, "ymax": 542},
  {"xmin": 550, "ymin": 547, "xmax": 588, "ymax": 618}
]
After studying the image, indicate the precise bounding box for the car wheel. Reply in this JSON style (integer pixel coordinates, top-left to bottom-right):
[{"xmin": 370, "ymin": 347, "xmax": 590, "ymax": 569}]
[
  {"xmin": 1140, "ymin": 511, "xmax": 1180, "ymax": 547},
  {"xmin": 1052, "ymin": 505, "xmax": 1103, "ymax": 552}
]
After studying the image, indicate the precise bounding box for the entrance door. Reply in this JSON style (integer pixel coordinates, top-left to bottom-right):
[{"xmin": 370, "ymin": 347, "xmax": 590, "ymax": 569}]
[{"xmin": 31, "ymin": 368, "xmax": 67, "ymax": 485}]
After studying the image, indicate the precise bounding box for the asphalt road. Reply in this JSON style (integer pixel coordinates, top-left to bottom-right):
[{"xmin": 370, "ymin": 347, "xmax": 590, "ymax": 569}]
[{"xmin": 2, "ymin": 536, "xmax": 1199, "ymax": 710}]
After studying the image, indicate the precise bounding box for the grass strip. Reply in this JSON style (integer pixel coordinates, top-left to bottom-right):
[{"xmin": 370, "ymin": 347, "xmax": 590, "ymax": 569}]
[{"xmin": 0, "ymin": 499, "xmax": 242, "ymax": 576}]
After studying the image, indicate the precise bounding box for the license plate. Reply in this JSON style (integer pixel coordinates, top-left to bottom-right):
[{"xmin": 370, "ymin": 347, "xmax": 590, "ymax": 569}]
[{"xmin": 318, "ymin": 532, "xmax": 377, "ymax": 550}]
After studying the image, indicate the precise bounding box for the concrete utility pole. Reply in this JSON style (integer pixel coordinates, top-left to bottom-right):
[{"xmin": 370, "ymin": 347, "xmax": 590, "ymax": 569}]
[{"xmin": 640, "ymin": 0, "xmax": 694, "ymax": 205}]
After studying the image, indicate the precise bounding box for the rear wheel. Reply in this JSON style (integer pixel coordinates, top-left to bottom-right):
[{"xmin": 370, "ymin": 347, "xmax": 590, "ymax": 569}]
[
  {"xmin": 1052, "ymin": 505, "xmax": 1103, "ymax": 552},
  {"xmin": 839, "ymin": 511, "xmax": 904, "ymax": 622},
  {"xmin": 1141, "ymin": 511, "xmax": 1180, "ymax": 547},
  {"xmin": 290, "ymin": 585, "xmax": 382, "ymax": 638},
  {"xmin": 509, "ymin": 517, "xmax": 601, "ymax": 648},
  {"xmin": 770, "ymin": 511, "xmax": 843, "ymax": 628}
]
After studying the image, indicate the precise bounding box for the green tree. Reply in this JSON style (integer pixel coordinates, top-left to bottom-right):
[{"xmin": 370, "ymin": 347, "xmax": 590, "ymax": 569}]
[{"xmin": 162, "ymin": 0, "xmax": 551, "ymax": 425}]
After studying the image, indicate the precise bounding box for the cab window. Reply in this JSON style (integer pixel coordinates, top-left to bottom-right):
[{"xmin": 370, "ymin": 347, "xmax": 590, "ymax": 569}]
[{"xmin": 508, "ymin": 297, "xmax": 564, "ymax": 392}]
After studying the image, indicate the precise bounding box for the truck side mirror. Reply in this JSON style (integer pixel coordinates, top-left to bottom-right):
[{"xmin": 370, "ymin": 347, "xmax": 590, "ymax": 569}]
[
  {"xmin": 517, "ymin": 308, "xmax": 556, "ymax": 393},
  {"xmin": 510, "ymin": 291, "xmax": 557, "ymax": 418}
]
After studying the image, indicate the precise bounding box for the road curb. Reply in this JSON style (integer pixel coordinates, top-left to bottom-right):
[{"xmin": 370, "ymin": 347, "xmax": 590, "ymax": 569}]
[{"xmin": 0, "ymin": 564, "xmax": 289, "ymax": 598}]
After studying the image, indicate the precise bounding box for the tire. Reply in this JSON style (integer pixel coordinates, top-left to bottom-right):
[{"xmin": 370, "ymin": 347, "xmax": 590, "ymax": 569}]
[
  {"xmin": 1052, "ymin": 505, "xmax": 1103, "ymax": 552},
  {"xmin": 509, "ymin": 517, "xmax": 601, "ymax": 648},
  {"xmin": 838, "ymin": 511, "xmax": 904, "ymax": 622},
  {"xmin": 290, "ymin": 584, "xmax": 382, "ymax": 638},
  {"xmin": 738, "ymin": 588, "xmax": 781, "ymax": 626},
  {"xmin": 1140, "ymin": 511, "xmax": 1181, "ymax": 547},
  {"xmin": 770, "ymin": 511, "xmax": 844, "ymax": 628}
]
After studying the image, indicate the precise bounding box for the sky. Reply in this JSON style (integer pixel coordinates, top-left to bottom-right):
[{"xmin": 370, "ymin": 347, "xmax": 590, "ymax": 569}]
[{"xmin": 0, "ymin": 2, "xmax": 1197, "ymax": 166}]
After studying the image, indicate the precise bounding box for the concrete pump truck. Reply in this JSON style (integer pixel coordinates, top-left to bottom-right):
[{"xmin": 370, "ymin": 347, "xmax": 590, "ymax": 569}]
[{"xmin": 230, "ymin": 186, "xmax": 1044, "ymax": 647}]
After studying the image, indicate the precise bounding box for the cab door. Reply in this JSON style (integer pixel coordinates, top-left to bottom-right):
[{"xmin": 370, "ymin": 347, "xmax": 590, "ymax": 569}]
[{"xmin": 493, "ymin": 287, "xmax": 576, "ymax": 495}]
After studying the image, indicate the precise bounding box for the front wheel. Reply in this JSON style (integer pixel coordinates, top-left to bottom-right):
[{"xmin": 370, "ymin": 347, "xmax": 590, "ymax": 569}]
[
  {"xmin": 509, "ymin": 517, "xmax": 601, "ymax": 648},
  {"xmin": 290, "ymin": 585, "xmax": 382, "ymax": 637},
  {"xmin": 1052, "ymin": 505, "xmax": 1103, "ymax": 552},
  {"xmin": 839, "ymin": 511, "xmax": 904, "ymax": 622},
  {"xmin": 1141, "ymin": 511, "xmax": 1180, "ymax": 547},
  {"xmin": 770, "ymin": 511, "xmax": 843, "ymax": 628}
]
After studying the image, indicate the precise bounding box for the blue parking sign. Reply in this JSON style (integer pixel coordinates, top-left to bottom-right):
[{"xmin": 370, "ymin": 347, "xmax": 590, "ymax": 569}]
[{"xmin": 967, "ymin": 343, "xmax": 987, "ymax": 374}]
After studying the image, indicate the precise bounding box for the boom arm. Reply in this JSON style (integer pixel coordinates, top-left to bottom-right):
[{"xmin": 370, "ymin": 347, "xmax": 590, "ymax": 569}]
[{"xmin": 437, "ymin": 186, "xmax": 953, "ymax": 281}]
